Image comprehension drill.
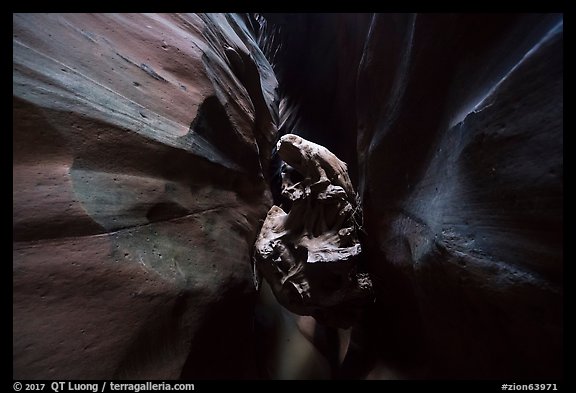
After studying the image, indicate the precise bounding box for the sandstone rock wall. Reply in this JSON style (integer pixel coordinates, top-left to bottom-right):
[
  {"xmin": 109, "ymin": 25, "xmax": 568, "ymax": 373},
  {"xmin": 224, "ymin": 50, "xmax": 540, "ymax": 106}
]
[
  {"xmin": 13, "ymin": 13, "xmax": 277, "ymax": 379},
  {"xmin": 271, "ymin": 13, "xmax": 563, "ymax": 379},
  {"xmin": 13, "ymin": 12, "xmax": 563, "ymax": 380}
]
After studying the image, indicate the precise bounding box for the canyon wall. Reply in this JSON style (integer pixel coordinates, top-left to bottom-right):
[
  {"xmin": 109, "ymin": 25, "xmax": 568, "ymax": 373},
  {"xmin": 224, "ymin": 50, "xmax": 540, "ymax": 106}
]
[
  {"xmin": 13, "ymin": 13, "xmax": 277, "ymax": 379},
  {"xmin": 273, "ymin": 13, "xmax": 563, "ymax": 379},
  {"xmin": 13, "ymin": 13, "xmax": 563, "ymax": 380}
]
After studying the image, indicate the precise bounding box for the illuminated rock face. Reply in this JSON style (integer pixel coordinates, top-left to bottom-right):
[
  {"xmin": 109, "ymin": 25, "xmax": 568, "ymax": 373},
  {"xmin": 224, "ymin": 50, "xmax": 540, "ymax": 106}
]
[
  {"xmin": 254, "ymin": 134, "xmax": 372, "ymax": 328},
  {"xmin": 13, "ymin": 13, "xmax": 277, "ymax": 379},
  {"xmin": 13, "ymin": 12, "xmax": 563, "ymax": 380}
]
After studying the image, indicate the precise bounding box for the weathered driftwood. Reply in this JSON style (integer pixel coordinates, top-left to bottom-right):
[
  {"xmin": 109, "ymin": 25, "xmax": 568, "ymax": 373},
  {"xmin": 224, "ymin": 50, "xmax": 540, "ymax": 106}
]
[{"xmin": 254, "ymin": 134, "xmax": 372, "ymax": 328}]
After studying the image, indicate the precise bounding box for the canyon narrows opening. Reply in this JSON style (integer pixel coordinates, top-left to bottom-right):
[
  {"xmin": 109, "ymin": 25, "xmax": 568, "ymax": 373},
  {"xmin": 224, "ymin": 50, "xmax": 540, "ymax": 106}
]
[{"xmin": 13, "ymin": 13, "xmax": 562, "ymax": 381}]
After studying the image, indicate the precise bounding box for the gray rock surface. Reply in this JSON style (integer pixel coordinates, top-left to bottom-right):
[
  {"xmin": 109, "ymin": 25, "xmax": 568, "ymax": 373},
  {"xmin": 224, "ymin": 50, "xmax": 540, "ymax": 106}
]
[
  {"xmin": 13, "ymin": 12, "xmax": 563, "ymax": 380},
  {"xmin": 269, "ymin": 13, "xmax": 563, "ymax": 379}
]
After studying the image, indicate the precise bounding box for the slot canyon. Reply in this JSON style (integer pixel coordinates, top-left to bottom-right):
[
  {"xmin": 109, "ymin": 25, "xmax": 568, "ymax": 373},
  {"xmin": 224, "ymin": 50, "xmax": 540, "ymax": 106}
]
[{"xmin": 13, "ymin": 13, "xmax": 563, "ymax": 380}]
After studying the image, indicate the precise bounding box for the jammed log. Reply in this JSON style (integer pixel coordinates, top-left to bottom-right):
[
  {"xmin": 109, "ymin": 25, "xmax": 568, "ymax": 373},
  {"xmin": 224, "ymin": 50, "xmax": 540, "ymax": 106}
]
[{"xmin": 254, "ymin": 134, "xmax": 372, "ymax": 328}]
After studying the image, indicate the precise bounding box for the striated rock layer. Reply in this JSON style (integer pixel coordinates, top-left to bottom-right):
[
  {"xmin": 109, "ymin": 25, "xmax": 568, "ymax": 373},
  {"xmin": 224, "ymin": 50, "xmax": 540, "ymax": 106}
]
[
  {"xmin": 13, "ymin": 13, "xmax": 277, "ymax": 379},
  {"xmin": 270, "ymin": 13, "xmax": 563, "ymax": 379},
  {"xmin": 13, "ymin": 12, "xmax": 564, "ymax": 380}
]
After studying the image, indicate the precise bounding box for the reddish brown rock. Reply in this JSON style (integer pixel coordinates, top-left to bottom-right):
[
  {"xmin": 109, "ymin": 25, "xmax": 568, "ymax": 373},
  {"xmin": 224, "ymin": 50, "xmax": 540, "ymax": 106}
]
[
  {"xmin": 13, "ymin": 13, "xmax": 277, "ymax": 379},
  {"xmin": 14, "ymin": 12, "xmax": 564, "ymax": 380}
]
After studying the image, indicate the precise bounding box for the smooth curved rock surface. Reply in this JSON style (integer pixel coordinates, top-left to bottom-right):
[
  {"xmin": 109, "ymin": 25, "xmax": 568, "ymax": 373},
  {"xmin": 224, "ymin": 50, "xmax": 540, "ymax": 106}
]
[
  {"xmin": 355, "ymin": 13, "xmax": 563, "ymax": 379},
  {"xmin": 13, "ymin": 12, "xmax": 564, "ymax": 380},
  {"xmin": 269, "ymin": 13, "xmax": 563, "ymax": 379},
  {"xmin": 13, "ymin": 13, "xmax": 277, "ymax": 379}
]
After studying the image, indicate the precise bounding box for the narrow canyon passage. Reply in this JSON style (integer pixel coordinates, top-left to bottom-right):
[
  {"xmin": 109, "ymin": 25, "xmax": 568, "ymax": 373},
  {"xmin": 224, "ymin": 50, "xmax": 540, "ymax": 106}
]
[{"xmin": 13, "ymin": 13, "xmax": 562, "ymax": 380}]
